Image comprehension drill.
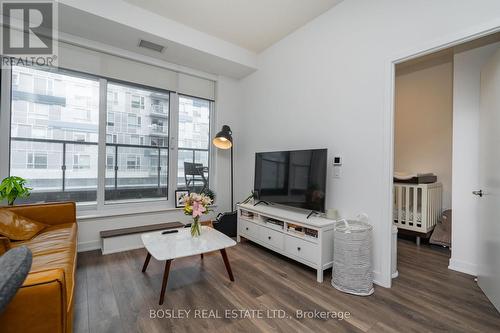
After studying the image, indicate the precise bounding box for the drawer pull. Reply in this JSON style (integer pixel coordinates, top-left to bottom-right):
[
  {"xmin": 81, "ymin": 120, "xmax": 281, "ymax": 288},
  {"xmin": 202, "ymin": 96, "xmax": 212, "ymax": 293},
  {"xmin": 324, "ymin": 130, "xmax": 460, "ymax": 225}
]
[
  {"xmin": 268, "ymin": 236, "xmax": 271, "ymax": 240},
  {"xmin": 246, "ymin": 227, "xmax": 249, "ymax": 231},
  {"xmin": 297, "ymin": 247, "xmax": 301, "ymax": 251}
]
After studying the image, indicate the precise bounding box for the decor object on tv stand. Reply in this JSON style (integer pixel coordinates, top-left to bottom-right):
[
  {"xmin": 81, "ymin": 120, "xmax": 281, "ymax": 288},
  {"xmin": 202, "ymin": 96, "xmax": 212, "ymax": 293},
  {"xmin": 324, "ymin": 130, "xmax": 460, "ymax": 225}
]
[
  {"xmin": 212, "ymin": 125, "xmax": 237, "ymax": 236},
  {"xmin": 0, "ymin": 176, "xmax": 32, "ymax": 206},
  {"xmin": 182, "ymin": 193, "xmax": 213, "ymax": 237},
  {"xmin": 175, "ymin": 190, "xmax": 190, "ymax": 208}
]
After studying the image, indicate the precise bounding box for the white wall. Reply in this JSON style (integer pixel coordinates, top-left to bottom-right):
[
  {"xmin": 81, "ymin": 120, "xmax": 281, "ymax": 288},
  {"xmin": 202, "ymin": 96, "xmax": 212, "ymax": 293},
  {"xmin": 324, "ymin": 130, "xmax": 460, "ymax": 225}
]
[
  {"xmin": 394, "ymin": 59, "xmax": 453, "ymax": 209},
  {"xmin": 450, "ymin": 41, "xmax": 500, "ymax": 276},
  {"xmin": 235, "ymin": 0, "xmax": 500, "ymax": 287},
  {"xmin": 214, "ymin": 76, "xmax": 243, "ymax": 213}
]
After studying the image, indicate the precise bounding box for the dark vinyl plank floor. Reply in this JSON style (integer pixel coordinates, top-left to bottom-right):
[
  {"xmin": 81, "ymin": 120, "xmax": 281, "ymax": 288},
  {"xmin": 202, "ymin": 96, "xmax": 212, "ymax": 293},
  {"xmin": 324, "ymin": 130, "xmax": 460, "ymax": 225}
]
[{"xmin": 74, "ymin": 239, "xmax": 500, "ymax": 333}]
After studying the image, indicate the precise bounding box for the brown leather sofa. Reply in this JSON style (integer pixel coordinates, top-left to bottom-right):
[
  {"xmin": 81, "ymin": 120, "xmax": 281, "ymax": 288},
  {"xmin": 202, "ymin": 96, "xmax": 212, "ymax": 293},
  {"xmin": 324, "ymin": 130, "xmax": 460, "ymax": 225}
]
[{"xmin": 0, "ymin": 202, "xmax": 77, "ymax": 333}]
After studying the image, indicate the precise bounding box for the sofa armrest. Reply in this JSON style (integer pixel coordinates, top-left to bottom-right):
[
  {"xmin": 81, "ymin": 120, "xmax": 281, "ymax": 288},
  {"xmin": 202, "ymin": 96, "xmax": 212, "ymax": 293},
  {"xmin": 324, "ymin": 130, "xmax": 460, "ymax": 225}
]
[
  {"xmin": 0, "ymin": 268, "xmax": 67, "ymax": 333},
  {"xmin": 3, "ymin": 202, "xmax": 76, "ymax": 226},
  {"xmin": 0, "ymin": 236, "xmax": 10, "ymax": 255}
]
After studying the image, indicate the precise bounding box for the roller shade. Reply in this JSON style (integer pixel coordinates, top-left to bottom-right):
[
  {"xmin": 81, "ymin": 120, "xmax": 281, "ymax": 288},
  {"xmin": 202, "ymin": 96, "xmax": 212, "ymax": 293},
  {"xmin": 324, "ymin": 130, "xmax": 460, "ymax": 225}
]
[
  {"xmin": 178, "ymin": 73, "xmax": 215, "ymax": 100},
  {"xmin": 58, "ymin": 42, "xmax": 178, "ymax": 92}
]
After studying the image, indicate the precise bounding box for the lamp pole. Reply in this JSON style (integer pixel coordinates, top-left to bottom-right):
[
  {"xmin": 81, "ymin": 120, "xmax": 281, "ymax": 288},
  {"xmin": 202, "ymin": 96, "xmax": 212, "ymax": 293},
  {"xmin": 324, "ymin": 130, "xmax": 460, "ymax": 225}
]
[{"xmin": 230, "ymin": 145, "xmax": 234, "ymax": 211}]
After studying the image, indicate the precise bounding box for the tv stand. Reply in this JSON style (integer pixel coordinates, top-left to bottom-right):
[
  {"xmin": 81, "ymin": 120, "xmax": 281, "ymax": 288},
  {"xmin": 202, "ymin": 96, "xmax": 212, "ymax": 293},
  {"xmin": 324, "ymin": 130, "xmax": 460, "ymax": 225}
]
[
  {"xmin": 253, "ymin": 200, "xmax": 270, "ymax": 207},
  {"xmin": 237, "ymin": 203, "xmax": 336, "ymax": 282}
]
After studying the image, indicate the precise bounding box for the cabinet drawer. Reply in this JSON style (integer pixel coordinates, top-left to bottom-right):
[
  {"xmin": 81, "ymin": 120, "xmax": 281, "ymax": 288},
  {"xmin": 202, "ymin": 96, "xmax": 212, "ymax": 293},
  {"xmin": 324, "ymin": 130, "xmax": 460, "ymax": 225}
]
[
  {"xmin": 258, "ymin": 227, "xmax": 284, "ymax": 250},
  {"xmin": 240, "ymin": 219, "xmax": 259, "ymax": 239},
  {"xmin": 285, "ymin": 236, "xmax": 319, "ymax": 264}
]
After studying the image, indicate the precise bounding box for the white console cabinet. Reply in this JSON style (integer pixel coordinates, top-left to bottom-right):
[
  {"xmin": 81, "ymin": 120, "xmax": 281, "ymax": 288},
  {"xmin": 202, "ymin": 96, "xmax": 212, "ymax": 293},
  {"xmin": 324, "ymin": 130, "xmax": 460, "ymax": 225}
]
[{"xmin": 237, "ymin": 203, "xmax": 336, "ymax": 282}]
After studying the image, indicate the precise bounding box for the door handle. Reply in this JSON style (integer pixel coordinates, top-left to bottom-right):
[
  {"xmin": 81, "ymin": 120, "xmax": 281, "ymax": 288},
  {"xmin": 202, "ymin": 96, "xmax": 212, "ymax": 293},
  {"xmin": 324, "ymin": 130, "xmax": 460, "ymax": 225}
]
[{"xmin": 472, "ymin": 190, "xmax": 483, "ymax": 197}]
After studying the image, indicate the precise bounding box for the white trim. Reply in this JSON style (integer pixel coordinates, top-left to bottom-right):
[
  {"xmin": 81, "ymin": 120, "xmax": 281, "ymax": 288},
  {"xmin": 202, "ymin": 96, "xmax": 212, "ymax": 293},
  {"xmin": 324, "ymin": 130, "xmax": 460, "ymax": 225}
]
[
  {"xmin": 208, "ymin": 100, "xmax": 216, "ymax": 195},
  {"xmin": 0, "ymin": 67, "xmax": 12, "ymax": 182},
  {"xmin": 77, "ymin": 240, "xmax": 101, "ymax": 252},
  {"xmin": 96, "ymin": 78, "xmax": 107, "ymax": 210},
  {"xmin": 77, "ymin": 203, "xmax": 179, "ymax": 220},
  {"xmin": 77, "ymin": 203, "xmax": 217, "ymax": 220},
  {"xmin": 449, "ymin": 258, "xmax": 477, "ymax": 276},
  {"xmin": 169, "ymin": 92, "xmax": 179, "ymax": 201},
  {"xmin": 383, "ymin": 19, "xmax": 500, "ymax": 288}
]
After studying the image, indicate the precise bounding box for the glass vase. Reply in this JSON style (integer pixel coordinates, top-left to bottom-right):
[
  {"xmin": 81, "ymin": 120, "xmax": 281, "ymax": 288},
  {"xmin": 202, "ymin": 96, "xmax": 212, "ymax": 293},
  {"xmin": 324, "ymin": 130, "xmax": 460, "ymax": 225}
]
[{"xmin": 191, "ymin": 217, "xmax": 201, "ymax": 237}]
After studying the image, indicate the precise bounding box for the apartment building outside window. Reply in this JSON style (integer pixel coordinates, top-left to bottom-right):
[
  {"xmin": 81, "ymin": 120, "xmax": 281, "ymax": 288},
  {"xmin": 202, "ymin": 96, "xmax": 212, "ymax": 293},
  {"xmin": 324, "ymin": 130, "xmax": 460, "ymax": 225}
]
[
  {"xmin": 177, "ymin": 95, "xmax": 211, "ymax": 192},
  {"xmin": 10, "ymin": 66, "xmax": 99, "ymax": 202},
  {"xmin": 5, "ymin": 65, "xmax": 213, "ymax": 207}
]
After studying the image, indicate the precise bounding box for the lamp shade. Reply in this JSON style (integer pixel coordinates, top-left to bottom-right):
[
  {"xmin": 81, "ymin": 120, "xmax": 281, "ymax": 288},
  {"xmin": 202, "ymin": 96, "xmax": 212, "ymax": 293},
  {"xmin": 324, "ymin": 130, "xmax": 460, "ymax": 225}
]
[{"xmin": 213, "ymin": 125, "xmax": 233, "ymax": 149}]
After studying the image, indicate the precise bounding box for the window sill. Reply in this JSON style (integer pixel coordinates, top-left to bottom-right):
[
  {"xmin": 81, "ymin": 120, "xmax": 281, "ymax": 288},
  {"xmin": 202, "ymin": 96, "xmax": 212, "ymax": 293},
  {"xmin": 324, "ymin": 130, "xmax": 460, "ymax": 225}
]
[{"xmin": 76, "ymin": 201, "xmax": 217, "ymax": 220}]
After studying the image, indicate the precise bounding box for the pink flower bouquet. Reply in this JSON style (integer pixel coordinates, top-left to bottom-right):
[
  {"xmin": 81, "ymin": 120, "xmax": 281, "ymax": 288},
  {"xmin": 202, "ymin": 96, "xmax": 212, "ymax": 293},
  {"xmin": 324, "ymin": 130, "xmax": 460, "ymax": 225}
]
[{"xmin": 182, "ymin": 193, "xmax": 213, "ymax": 237}]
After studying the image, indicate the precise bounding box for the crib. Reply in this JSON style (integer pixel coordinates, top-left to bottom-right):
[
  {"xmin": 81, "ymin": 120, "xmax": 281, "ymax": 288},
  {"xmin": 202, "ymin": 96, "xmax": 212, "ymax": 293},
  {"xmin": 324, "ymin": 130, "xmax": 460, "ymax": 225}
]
[{"xmin": 393, "ymin": 182, "xmax": 442, "ymax": 234}]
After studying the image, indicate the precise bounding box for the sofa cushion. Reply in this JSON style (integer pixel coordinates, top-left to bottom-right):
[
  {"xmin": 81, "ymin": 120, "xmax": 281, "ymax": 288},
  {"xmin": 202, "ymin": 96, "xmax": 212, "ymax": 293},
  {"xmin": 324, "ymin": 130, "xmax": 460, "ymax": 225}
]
[
  {"xmin": 0, "ymin": 210, "xmax": 47, "ymax": 241},
  {"xmin": 10, "ymin": 223, "xmax": 77, "ymax": 311}
]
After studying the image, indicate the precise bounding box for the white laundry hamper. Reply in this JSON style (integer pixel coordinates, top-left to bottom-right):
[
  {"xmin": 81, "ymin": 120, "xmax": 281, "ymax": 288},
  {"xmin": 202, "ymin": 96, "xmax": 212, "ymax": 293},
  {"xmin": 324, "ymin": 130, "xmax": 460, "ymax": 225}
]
[{"xmin": 331, "ymin": 219, "xmax": 374, "ymax": 296}]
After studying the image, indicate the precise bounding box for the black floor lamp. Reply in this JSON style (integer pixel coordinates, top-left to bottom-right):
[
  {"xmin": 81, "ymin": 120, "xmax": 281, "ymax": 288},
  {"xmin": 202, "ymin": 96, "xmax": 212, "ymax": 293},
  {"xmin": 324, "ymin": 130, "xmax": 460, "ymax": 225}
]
[
  {"xmin": 212, "ymin": 125, "xmax": 234, "ymax": 211},
  {"xmin": 212, "ymin": 125, "xmax": 237, "ymax": 237}
]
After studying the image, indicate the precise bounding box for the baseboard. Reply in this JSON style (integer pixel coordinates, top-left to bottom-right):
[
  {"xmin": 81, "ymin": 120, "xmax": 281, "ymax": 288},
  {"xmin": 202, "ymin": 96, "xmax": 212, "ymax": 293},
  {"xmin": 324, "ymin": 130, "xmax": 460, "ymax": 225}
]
[
  {"xmin": 102, "ymin": 243, "xmax": 145, "ymax": 255},
  {"xmin": 449, "ymin": 258, "xmax": 477, "ymax": 276},
  {"xmin": 78, "ymin": 240, "xmax": 100, "ymax": 252}
]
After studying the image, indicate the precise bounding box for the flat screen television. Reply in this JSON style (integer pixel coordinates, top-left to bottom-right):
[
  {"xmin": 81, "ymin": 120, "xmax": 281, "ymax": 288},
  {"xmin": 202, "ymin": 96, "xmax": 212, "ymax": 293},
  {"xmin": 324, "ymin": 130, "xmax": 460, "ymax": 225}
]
[{"xmin": 254, "ymin": 149, "xmax": 327, "ymax": 212}]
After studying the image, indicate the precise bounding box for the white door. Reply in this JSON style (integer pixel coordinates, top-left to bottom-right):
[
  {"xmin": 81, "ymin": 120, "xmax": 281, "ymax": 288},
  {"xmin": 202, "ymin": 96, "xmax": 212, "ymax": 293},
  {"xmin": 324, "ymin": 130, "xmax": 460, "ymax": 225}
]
[{"xmin": 477, "ymin": 48, "xmax": 500, "ymax": 311}]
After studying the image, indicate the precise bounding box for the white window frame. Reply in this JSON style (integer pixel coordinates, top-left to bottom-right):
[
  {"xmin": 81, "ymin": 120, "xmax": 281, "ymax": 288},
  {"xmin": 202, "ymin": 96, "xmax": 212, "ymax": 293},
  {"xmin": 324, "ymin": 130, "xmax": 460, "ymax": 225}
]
[{"xmin": 0, "ymin": 65, "xmax": 215, "ymax": 217}]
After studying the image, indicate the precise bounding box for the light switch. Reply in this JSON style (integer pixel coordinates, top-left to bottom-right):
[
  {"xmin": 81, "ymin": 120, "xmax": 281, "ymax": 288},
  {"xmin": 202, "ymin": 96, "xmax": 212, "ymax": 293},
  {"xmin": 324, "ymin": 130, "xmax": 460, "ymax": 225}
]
[
  {"xmin": 333, "ymin": 156, "xmax": 342, "ymax": 178},
  {"xmin": 333, "ymin": 165, "xmax": 341, "ymax": 178}
]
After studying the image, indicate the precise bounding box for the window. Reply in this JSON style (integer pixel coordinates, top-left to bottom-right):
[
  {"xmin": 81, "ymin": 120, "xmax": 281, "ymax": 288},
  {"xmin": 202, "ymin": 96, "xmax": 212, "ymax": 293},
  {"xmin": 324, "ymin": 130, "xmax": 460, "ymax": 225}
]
[
  {"xmin": 105, "ymin": 82, "xmax": 169, "ymax": 202},
  {"xmin": 151, "ymin": 98, "xmax": 166, "ymax": 114},
  {"xmin": 73, "ymin": 154, "xmax": 91, "ymax": 169},
  {"xmin": 107, "ymin": 112, "xmax": 115, "ymax": 127},
  {"xmin": 27, "ymin": 153, "xmax": 48, "ymax": 169},
  {"xmin": 131, "ymin": 95, "xmax": 145, "ymax": 109},
  {"xmin": 10, "ymin": 66, "xmax": 100, "ymax": 203},
  {"xmin": 34, "ymin": 76, "xmax": 53, "ymax": 95},
  {"xmin": 177, "ymin": 95, "xmax": 211, "ymax": 191},
  {"xmin": 106, "ymin": 155, "xmax": 114, "ymax": 170},
  {"xmin": 5, "ymin": 64, "xmax": 212, "ymax": 208},
  {"xmin": 126, "ymin": 155, "xmax": 141, "ymax": 170},
  {"xmin": 127, "ymin": 114, "xmax": 141, "ymax": 129}
]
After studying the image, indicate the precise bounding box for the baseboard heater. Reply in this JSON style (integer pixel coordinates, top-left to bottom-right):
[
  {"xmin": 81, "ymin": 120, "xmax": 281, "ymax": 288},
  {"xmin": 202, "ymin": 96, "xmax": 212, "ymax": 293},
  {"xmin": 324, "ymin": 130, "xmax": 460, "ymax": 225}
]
[{"xmin": 100, "ymin": 222, "xmax": 184, "ymax": 255}]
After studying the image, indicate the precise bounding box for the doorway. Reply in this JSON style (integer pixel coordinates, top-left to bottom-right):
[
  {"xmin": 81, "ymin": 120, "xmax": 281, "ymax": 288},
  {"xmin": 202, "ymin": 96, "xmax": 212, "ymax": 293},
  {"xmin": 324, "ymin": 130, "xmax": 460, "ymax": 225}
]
[{"xmin": 389, "ymin": 32, "xmax": 500, "ymax": 305}]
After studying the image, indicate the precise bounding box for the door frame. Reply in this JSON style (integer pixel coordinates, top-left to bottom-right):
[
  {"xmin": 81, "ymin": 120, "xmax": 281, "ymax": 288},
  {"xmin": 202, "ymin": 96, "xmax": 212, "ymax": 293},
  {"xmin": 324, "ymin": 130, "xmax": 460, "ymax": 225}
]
[{"xmin": 382, "ymin": 18, "xmax": 500, "ymax": 288}]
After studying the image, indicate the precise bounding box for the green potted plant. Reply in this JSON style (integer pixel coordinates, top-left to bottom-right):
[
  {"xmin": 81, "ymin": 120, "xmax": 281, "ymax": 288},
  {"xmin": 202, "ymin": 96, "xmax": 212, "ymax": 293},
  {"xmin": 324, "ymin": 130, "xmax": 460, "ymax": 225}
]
[
  {"xmin": 201, "ymin": 188, "xmax": 215, "ymax": 201},
  {"xmin": 0, "ymin": 176, "xmax": 32, "ymax": 206}
]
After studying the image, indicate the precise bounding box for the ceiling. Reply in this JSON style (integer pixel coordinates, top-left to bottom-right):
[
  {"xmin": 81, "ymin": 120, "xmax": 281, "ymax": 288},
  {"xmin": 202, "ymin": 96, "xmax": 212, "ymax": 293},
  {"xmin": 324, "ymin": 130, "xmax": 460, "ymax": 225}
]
[{"xmin": 123, "ymin": 0, "xmax": 343, "ymax": 52}]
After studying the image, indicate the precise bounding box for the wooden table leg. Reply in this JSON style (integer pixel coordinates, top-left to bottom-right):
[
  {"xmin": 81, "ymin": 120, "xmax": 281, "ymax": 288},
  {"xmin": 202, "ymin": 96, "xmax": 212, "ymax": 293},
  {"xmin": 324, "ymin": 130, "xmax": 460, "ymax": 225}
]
[
  {"xmin": 142, "ymin": 252, "xmax": 151, "ymax": 273},
  {"xmin": 201, "ymin": 253, "xmax": 204, "ymax": 259},
  {"xmin": 159, "ymin": 259, "xmax": 173, "ymax": 305},
  {"xmin": 220, "ymin": 248, "xmax": 234, "ymax": 281}
]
